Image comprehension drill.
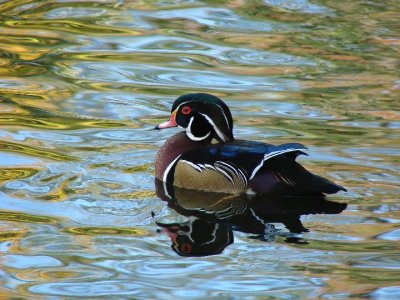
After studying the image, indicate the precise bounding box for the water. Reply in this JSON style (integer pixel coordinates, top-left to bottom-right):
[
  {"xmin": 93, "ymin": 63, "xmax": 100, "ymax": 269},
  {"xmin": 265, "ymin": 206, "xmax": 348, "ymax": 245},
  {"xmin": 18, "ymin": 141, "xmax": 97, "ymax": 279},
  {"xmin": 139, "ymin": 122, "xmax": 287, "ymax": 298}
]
[{"xmin": 0, "ymin": 0, "xmax": 399, "ymax": 298}]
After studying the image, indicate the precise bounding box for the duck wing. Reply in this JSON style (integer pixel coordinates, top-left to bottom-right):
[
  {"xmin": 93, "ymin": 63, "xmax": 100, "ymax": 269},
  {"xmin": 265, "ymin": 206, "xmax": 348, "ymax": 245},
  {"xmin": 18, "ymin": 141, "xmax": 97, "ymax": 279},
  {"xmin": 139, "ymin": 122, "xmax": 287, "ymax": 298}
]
[
  {"xmin": 224, "ymin": 140, "xmax": 346, "ymax": 195},
  {"xmin": 172, "ymin": 140, "xmax": 308, "ymax": 193},
  {"xmin": 252, "ymin": 155, "xmax": 347, "ymax": 195}
]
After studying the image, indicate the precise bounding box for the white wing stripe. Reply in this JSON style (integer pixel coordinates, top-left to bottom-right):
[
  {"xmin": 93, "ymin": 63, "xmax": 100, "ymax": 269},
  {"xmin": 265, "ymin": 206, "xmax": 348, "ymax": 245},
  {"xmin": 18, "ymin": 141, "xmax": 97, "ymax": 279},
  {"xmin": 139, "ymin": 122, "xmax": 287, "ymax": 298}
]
[
  {"xmin": 249, "ymin": 148, "xmax": 305, "ymax": 179},
  {"xmin": 215, "ymin": 166, "xmax": 234, "ymax": 183},
  {"xmin": 216, "ymin": 161, "xmax": 248, "ymax": 187},
  {"xmin": 217, "ymin": 161, "xmax": 240, "ymax": 177},
  {"xmin": 180, "ymin": 159, "xmax": 203, "ymax": 172}
]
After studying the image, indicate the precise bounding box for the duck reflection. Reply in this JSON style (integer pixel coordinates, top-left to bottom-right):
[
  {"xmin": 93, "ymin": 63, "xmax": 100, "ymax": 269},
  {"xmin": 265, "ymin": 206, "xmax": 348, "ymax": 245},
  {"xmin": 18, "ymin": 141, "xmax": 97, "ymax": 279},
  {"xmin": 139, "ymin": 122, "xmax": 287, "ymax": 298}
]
[{"xmin": 155, "ymin": 179, "xmax": 347, "ymax": 257}]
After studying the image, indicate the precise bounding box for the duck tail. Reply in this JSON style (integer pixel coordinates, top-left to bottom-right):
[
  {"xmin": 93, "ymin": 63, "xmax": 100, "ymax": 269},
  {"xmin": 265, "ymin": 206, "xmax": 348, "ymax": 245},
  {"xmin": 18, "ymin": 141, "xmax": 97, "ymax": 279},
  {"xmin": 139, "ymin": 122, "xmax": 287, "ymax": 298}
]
[{"xmin": 267, "ymin": 157, "xmax": 347, "ymax": 195}]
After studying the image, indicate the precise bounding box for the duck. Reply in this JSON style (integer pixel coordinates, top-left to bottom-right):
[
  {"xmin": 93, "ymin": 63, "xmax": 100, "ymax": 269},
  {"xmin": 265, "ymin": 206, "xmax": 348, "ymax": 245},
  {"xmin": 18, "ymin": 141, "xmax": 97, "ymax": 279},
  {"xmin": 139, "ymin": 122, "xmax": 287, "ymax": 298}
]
[{"xmin": 155, "ymin": 93, "xmax": 346, "ymax": 196}]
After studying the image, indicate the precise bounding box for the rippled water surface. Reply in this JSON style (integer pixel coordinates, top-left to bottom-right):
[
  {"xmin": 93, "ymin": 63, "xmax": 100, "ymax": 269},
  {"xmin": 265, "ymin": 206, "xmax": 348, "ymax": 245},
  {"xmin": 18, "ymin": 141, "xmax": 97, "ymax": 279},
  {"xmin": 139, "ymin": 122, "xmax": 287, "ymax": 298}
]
[{"xmin": 1, "ymin": 0, "xmax": 399, "ymax": 298}]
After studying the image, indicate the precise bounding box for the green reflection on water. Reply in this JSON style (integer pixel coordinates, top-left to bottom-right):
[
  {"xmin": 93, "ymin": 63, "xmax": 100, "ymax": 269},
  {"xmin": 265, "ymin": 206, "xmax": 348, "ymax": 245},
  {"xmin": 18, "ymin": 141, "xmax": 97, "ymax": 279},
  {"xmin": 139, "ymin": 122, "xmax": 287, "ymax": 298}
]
[
  {"xmin": 0, "ymin": 140, "xmax": 78, "ymax": 161},
  {"xmin": 0, "ymin": 168, "xmax": 39, "ymax": 181},
  {"xmin": 0, "ymin": 211, "xmax": 59, "ymax": 224}
]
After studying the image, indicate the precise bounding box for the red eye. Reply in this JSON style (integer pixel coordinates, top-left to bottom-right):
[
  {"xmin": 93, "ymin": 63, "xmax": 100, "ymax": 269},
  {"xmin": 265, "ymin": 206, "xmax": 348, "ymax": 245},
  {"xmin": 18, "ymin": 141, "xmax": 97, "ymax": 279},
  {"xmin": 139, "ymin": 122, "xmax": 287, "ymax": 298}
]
[{"xmin": 181, "ymin": 106, "xmax": 191, "ymax": 115}]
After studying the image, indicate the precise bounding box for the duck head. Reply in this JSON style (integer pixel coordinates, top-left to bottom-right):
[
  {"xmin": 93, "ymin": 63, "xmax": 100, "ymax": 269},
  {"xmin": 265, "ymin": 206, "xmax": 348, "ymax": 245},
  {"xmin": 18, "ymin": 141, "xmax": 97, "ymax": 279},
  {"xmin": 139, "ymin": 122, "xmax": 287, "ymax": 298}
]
[{"xmin": 155, "ymin": 93, "xmax": 234, "ymax": 142}]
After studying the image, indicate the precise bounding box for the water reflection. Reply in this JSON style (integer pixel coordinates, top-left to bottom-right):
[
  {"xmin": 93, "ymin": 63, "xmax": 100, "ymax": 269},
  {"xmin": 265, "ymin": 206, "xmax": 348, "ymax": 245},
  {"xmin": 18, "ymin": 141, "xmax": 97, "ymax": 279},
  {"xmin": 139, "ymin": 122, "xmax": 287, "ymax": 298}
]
[{"xmin": 155, "ymin": 179, "xmax": 347, "ymax": 256}]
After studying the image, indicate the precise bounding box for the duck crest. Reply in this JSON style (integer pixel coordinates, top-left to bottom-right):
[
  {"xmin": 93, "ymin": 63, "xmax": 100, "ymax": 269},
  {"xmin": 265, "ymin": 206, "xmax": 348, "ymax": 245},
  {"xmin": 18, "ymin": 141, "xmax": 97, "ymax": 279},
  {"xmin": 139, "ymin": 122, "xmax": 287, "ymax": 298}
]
[{"xmin": 161, "ymin": 93, "xmax": 235, "ymax": 143}]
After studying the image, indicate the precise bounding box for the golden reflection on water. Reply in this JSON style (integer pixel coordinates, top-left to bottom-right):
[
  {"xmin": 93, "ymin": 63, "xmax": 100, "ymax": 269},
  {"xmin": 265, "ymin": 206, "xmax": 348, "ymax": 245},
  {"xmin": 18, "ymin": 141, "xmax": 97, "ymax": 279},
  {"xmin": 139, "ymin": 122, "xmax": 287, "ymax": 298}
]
[
  {"xmin": 0, "ymin": 211, "xmax": 59, "ymax": 224},
  {"xmin": 0, "ymin": 168, "xmax": 39, "ymax": 181},
  {"xmin": 63, "ymin": 226, "xmax": 149, "ymax": 236},
  {"xmin": 0, "ymin": 0, "xmax": 399, "ymax": 298}
]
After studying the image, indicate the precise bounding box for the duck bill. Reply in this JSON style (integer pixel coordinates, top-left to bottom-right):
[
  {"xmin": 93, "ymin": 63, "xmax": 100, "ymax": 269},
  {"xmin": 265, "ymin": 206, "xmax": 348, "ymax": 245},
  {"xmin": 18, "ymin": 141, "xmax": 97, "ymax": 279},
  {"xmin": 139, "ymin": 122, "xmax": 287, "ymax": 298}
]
[{"xmin": 155, "ymin": 110, "xmax": 177, "ymax": 130}]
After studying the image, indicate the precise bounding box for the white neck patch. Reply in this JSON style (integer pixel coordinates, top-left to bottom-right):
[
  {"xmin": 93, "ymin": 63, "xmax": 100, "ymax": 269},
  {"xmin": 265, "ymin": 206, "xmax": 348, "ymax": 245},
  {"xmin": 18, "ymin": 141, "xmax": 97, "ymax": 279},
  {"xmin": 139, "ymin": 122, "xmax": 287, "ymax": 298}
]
[{"xmin": 186, "ymin": 116, "xmax": 211, "ymax": 141}]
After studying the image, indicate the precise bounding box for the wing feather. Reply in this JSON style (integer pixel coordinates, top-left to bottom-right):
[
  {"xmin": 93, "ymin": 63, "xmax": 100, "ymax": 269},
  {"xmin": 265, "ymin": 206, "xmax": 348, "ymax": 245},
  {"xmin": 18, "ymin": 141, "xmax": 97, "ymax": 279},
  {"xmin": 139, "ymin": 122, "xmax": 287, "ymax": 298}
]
[
  {"xmin": 175, "ymin": 160, "xmax": 248, "ymax": 193},
  {"xmin": 249, "ymin": 147, "xmax": 307, "ymax": 179}
]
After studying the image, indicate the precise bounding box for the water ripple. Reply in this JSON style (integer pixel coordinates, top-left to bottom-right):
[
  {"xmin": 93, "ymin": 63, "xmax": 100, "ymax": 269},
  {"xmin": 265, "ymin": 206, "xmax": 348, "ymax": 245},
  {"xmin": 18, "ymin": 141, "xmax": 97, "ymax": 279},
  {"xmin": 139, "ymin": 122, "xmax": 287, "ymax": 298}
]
[
  {"xmin": 45, "ymin": 7, "xmax": 110, "ymax": 19},
  {"xmin": 264, "ymin": 0, "xmax": 335, "ymax": 14},
  {"xmin": 29, "ymin": 281, "xmax": 143, "ymax": 297},
  {"xmin": 3, "ymin": 254, "xmax": 63, "ymax": 269},
  {"xmin": 65, "ymin": 34, "xmax": 318, "ymax": 68},
  {"xmin": 136, "ymin": 260, "xmax": 217, "ymax": 277},
  {"xmin": 137, "ymin": 7, "xmax": 282, "ymax": 33},
  {"xmin": 224, "ymin": 49, "xmax": 317, "ymax": 66},
  {"xmin": 63, "ymin": 62, "xmax": 300, "ymax": 92},
  {"xmin": 370, "ymin": 286, "xmax": 400, "ymax": 300}
]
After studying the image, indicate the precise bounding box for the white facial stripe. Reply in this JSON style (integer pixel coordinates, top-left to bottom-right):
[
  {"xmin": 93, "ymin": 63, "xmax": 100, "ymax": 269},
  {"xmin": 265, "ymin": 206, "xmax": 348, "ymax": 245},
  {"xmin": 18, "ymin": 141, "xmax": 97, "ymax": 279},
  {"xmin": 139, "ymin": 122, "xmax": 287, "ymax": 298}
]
[
  {"xmin": 186, "ymin": 116, "xmax": 211, "ymax": 141},
  {"xmin": 176, "ymin": 100, "xmax": 230, "ymax": 128},
  {"xmin": 200, "ymin": 113, "xmax": 226, "ymax": 142},
  {"xmin": 213, "ymin": 103, "xmax": 231, "ymax": 131},
  {"xmin": 188, "ymin": 115, "xmax": 194, "ymax": 128}
]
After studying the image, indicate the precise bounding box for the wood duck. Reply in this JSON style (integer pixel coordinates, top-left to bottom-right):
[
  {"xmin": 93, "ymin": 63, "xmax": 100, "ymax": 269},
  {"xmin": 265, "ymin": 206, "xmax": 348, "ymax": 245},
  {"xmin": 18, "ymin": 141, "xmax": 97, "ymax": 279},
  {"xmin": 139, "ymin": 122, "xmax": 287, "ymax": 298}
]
[{"xmin": 155, "ymin": 93, "xmax": 346, "ymax": 196}]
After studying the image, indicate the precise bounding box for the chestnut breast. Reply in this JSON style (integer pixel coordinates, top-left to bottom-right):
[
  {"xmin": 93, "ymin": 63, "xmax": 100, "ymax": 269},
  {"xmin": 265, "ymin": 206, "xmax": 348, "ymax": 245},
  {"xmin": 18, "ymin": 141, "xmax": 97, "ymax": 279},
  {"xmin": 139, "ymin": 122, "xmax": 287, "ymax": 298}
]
[{"xmin": 155, "ymin": 132, "xmax": 209, "ymax": 181}]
